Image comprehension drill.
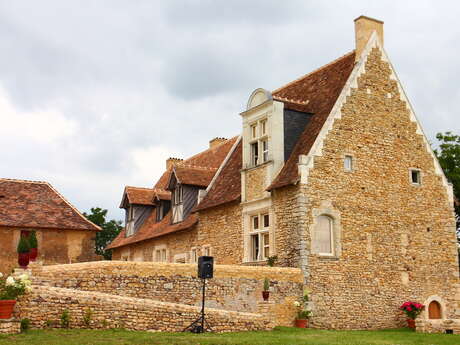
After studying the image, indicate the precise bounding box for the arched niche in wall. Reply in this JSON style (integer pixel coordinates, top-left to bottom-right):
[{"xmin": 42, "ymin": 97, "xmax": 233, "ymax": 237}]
[{"xmin": 246, "ymin": 88, "xmax": 272, "ymax": 110}]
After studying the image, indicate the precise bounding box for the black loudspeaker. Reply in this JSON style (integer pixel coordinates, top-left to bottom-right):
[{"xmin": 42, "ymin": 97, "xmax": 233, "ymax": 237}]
[{"xmin": 198, "ymin": 256, "xmax": 214, "ymax": 279}]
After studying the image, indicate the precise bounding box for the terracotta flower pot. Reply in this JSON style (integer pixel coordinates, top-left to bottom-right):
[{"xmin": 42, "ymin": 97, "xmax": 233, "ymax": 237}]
[
  {"xmin": 262, "ymin": 291, "xmax": 270, "ymax": 301},
  {"xmin": 29, "ymin": 247, "xmax": 38, "ymax": 261},
  {"xmin": 18, "ymin": 252, "xmax": 30, "ymax": 268},
  {"xmin": 407, "ymin": 319, "xmax": 416, "ymax": 329},
  {"xmin": 295, "ymin": 319, "xmax": 309, "ymax": 328},
  {"xmin": 0, "ymin": 300, "xmax": 16, "ymax": 319}
]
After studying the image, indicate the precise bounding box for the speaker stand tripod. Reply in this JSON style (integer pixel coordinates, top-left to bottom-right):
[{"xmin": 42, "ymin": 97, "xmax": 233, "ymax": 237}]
[{"xmin": 183, "ymin": 278, "xmax": 213, "ymax": 333}]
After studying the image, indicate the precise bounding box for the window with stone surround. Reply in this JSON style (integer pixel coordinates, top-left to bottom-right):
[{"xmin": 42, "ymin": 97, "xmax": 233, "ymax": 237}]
[
  {"xmin": 310, "ymin": 202, "xmax": 342, "ymax": 258},
  {"xmin": 249, "ymin": 118, "xmax": 269, "ymax": 167},
  {"xmin": 190, "ymin": 247, "xmax": 198, "ymax": 263},
  {"xmin": 410, "ymin": 169, "xmax": 421, "ymax": 185},
  {"xmin": 249, "ymin": 213, "xmax": 270, "ymax": 261},
  {"xmin": 316, "ymin": 215, "xmax": 334, "ymax": 255},
  {"xmin": 344, "ymin": 155, "xmax": 353, "ymax": 172},
  {"xmin": 154, "ymin": 248, "xmax": 168, "ymax": 262},
  {"xmin": 203, "ymin": 246, "xmax": 211, "ymax": 257}
]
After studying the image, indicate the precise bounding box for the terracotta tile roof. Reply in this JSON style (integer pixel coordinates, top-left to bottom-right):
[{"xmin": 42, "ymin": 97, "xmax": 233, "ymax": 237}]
[
  {"xmin": 110, "ymin": 137, "xmax": 238, "ymax": 248},
  {"xmin": 153, "ymin": 189, "xmax": 171, "ymax": 201},
  {"xmin": 194, "ymin": 140, "xmax": 242, "ymax": 212},
  {"xmin": 268, "ymin": 51, "xmax": 356, "ymax": 190},
  {"xmin": 123, "ymin": 187, "xmax": 155, "ymax": 206},
  {"xmin": 0, "ymin": 178, "xmax": 100, "ymax": 231},
  {"xmin": 172, "ymin": 166, "xmax": 217, "ymax": 188},
  {"xmin": 107, "ymin": 211, "xmax": 198, "ymax": 249}
]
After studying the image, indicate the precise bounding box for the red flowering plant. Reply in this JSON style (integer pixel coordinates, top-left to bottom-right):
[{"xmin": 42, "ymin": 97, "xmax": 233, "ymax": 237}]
[{"xmin": 400, "ymin": 301, "xmax": 424, "ymax": 320}]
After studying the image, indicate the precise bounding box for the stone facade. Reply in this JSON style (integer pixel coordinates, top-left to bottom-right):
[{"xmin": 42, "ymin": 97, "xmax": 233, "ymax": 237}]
[
  {"xmin": 295, "ymin": 48, "xmax": 459, "ymax": 329},
  {"xmin": 0, "ymin": 226, "xmax": 99, "ymax": 275}
]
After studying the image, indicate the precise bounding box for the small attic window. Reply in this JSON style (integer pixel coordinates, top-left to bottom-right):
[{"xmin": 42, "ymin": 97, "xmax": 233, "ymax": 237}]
[
  {"xmin": 410, "ymin": 169, "xmax": 421, "ymax": 185},
  {"xmin": 344, "ymin": 155, "xmax": 353, "ymax": 172}
]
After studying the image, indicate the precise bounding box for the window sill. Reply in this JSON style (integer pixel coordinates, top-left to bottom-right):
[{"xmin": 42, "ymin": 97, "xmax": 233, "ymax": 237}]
[
  {"xmin": 242, "ymin": 160, "xmax": 273, "ymax": 172},
  {"xmin": 241, "ymin": 260, "xmax": 268, "ymax": 266},
  {"xmin": 316, "ymin": 255, "xmax": 339, "ymax": 261}
]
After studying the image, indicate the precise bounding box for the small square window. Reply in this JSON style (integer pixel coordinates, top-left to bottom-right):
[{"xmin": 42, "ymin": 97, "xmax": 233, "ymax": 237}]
[
  {"xmin": 411, "ymin": 169, "xmax": 421, "ymax": 185},
  {"xmin": 344, "ymin": 155, "xmax": 353, "ymax": 171}
]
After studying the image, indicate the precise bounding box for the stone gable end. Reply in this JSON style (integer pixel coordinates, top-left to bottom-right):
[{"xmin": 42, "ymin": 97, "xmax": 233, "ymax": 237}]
[{"xmin": 300, "ymin": 46, "xmax": 459, "ymax": 329}]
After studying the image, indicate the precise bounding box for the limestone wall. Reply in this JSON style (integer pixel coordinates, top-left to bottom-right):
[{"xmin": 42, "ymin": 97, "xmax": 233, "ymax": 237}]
[
  {"xmin": 16, "ymin": 285, "xmax": 272, "ymax": 332},
  {"xmin": 293, "ymin": 47, "xmax": 460, "ymax": 329},
  {"xmin": 31, "ymin": 261, "xmax": 303, "ymax": 327},
  {"xmin": 0, "ymin": 227, "xmax": 100, "ymax": 275}
]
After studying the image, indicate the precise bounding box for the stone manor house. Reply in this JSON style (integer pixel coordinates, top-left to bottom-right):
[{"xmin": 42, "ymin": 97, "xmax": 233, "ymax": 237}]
[{"xmin": 108, "ymin": 17, "xmax": 460, "ymax": 328}]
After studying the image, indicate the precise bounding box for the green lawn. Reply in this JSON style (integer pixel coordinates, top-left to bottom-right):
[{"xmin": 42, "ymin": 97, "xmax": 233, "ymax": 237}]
[{"xmin": 0, "ymin": 327, "xmax": 459, "ymax": 345}]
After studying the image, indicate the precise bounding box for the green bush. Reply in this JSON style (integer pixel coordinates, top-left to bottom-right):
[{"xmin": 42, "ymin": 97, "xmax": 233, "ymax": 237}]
[
  {"xmin": 20, "ymin": 318, "xmax": 30, "ymax": 332},
  {"xmin": 17, "ymin": 237, "xmax": 30, "ymax": 254},
  {"xmin": 263, "ymin": 278, "xmax": 270, "ymax": 291},
  {"xmin": 61, "ymin": 309, "xmax": 70, "ymax": 328},
  {"xmin": 83, "ymin": 308, "xmax": 93, "ymax": 327},
  {"xmin": 29, "ymin": 231, "xmax": 38, "ymax": 249}
]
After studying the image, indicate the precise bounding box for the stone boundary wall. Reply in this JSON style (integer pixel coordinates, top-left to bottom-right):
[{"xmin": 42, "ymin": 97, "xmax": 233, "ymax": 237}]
[
  {"xmin": 0, "ymin": 319, "xmax": 20, "ymax": 335},
  {"xmin": 416, "ymin": 319, "xmax": 460, "ymax": 334},
  {"xmin": 15, "ymin": 285, "xmax": 272, "ymax": 333},
  {"xmin": 30, "ymin": 261, "xmax": 303, "ymax": 327}
]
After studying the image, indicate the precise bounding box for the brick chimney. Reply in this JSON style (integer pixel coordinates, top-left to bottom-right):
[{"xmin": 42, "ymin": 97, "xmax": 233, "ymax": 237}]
[
  {"xmin": 354, "ymin": 15, "xmax": 384, "ymax": 61},
  {"xmin": 166, "ymin": 157, "xmax": 183, "ymax": 170},
  {"xmin": 209, "ymin": 137, "xmax": 227, "ymax": 149}
]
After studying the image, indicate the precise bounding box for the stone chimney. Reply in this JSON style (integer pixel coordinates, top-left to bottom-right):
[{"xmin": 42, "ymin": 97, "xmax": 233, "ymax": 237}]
[
  {"xmin": 354, "ymin": 15, "xmax": 384, "ymax": 61},
  {"xmin": 166, "ymin": 157, "xmax": 183, "ymax": 170},
  {"xmin": 209, "ymin": 137, "xmax": 227, "ymax": 149}
]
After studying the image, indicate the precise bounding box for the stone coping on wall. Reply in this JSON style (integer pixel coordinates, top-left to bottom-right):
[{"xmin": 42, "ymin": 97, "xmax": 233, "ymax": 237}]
[
  {"xmin": 16, "ymin": 285, "xmax": 273, "ymax": 332},
  {"xmin": 33, "ymin": 260, "xmax": 303, "ymax": 282}
]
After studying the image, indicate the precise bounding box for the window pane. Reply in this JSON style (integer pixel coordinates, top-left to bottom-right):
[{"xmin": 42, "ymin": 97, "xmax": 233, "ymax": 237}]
[
  {"xmin": 251, "ymin": 125, "xmax": 257, "ymax": 138},
  {"xmin": 251, "ymin": 143, "xmax": 259, "ymax": 166},
  {"xmin": 251, "ymin": 234, "xmax": 259, "ymax": 261},
  {"xmin": 344, "ymin": 155, "xmax": 353, "ymax": 171},
  {"xmin": 317, "ymin": 215, "xmax": 332, "ymax": 254},
  {"xmin": 262, "ymin": 140, "xmax": 268, "ymax": 162},
  {"xmin": 252, "ymin": 216, "xmax": 259, "ymax": 230},
  {"xmin": 263, "ymin": 233, "xmax": 269, "ymax": 259},
  {"xmin": 261, "ymin": 120, "xmax": 266, "ymax": 135},
  {"xmin": 263, "ymin": 214, "xmax": 269, "ymax": 228},
  {"xmin": 411, "ymin": 170, "xmax": 420, "ymax": 184},
  {"xmin": 155, "ymin": 250, "xmax": 161, "ymax": 262}
]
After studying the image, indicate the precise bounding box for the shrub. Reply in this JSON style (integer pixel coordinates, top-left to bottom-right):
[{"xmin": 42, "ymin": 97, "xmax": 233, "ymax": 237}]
[
  {"xmin": 267, "ymin": 255, "xmax": 278, "ymax": 267},
  {"xmin": 83, "ymin": 308, "xmax": 93, "ymax": 327},
  {"xmin": 45, "ymin": 319, "xmax": 55, "ymax": 328},
  {"xmin": 17, "ymin": 237, "xmax": 30, "ymax": 254},
  {"xmin": 400, "ymin": 301, "xmax": 424, "ymax": 320},
  {"xmin": 263, "ymin": 278, "xmax": 270, "ymax": 291},
  {"xmin": 20, "ymin": 318, "xmax": 30, "ymax": 332},
  {"xmin": 294, "ymin": 289, "xmax": 312, "ymax": 320},
  {"xmin": 61, "ymin": 309, "xmax": 70, "ymax": 328},
  {"xmin": 29, "ymin": 231, "xmax": 38, "ymax": 249},
  {"xmin": 0, "ymin": 272, "xmax": 32, "ymax": 300}
]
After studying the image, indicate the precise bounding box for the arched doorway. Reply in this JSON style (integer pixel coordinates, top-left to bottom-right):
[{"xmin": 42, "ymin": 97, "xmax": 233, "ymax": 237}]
[{"xmin": 428, "ymin": 301, "xmax": 442, "ymax": 319}]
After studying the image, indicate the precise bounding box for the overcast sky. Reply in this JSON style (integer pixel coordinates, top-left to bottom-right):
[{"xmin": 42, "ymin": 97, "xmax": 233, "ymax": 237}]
[{"xmin": 1, "ymin": 1, "xmax": 459, "ymax": 220}]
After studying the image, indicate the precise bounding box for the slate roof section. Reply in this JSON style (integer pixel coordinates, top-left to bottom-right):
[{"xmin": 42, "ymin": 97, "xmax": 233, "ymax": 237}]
[
  {"xmin": 194, "ymin": 140, "xmax": 242, "ymax": 212},
  {"xmin": 268, "ymin": 51, "xmax": 356, "ymax": 190},
  {"xmin": 0, "ymin": 178, "xmax": 100, "ymax": 231}
]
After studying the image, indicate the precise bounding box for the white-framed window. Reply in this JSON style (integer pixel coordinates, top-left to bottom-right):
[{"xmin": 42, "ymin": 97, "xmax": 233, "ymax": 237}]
[
  {"xmin": 344, "ymin": 155, "xmax": 353, "ymax": 172},
  {"xmin": 126, "ymin": 206, "xmax": 135, "ymax": 237},
  {"xmin": 190, "ymin": 247, "xmax": 198, "ymax": 263},
  {"xmin": 154, "ymin": 248, "xmax": 168, "ymax": 262},
  {"xmin": 248, "ymin": 118, "xmax": 269, "ymax": 167},
  {"xmin": 156, "ymin": 202, "xmax": 164, "ymax": 222},
  {"xmin": 316, "ymin": 215, "xmax": 334, "ymax": 256},
  {"xmin": 410, "ymin": 169, "xmax": 421, "ymax": 185},
  {"xmin": 249, "ymin": 213, "xmax": 270, "ymax": 261},
  {"xmin": 203, "ymin": 246, "xmax": 211, "ymax": 257},
  {"xmin": 172, "ymin": 184, "xmax": 184, "ymax": 223}
]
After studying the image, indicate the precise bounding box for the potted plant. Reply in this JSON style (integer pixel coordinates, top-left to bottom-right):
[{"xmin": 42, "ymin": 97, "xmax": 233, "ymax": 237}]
[
  {"xmin": 28, "ymin": 231, "xmax": 38, "ymax": 262},
  {"xmin": 0, "ymin": 273, "xmax": 32, "ymax": 319},
  {"xmin": 17, "ymin": 237, "xmax": 31, "ymax": 269},
  {"xmin": 262, "ymin": 278, "xmax": 270, "ymax": 301},
  {"xmin": 294, "ymin": 289, "xmax": 312, "ymax": 328},
  {"xmin": 400, "ymin": 301, "xmax": 424, "ymax": 329}
]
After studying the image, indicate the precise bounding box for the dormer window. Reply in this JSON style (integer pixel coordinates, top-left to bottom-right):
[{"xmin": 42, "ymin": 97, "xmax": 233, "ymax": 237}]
[
  {"xmin": 126, "ymin": 206, "xmax": 135, "ymax": 237},
  {"xmin": 249, "ymin": 118, "xmax": 269, "ymax": 167},
  {"xmin": 172, "ymin": 184, "xmax": 184, "ymax": 223}
]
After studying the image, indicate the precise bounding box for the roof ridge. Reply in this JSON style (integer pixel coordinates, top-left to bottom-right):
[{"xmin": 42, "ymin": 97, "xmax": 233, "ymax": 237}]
[
  {"xmin": 44, "ymin": 182, "xmax": 102, "ymax": 231},
  {"xmin": 125, "ymin": 186, "xmax": 153, "ymax": 190},
  {"xmin": 176, "ymin": 165, "xmax": 218, "ymax": 171},
  {"xmin": 272, "ymin": 96, "xmax": 310, "ymax": 105},
  {"xmin": 0, "ymin": 178, "xmax": 48, "ymax": 185},
  {"xmin": 181, "ymin": 135, "xmax": 238, "ymax": 165},
  {"xmin": 272, "ymin": 51, "xmax": 355, "ymax": 94}
]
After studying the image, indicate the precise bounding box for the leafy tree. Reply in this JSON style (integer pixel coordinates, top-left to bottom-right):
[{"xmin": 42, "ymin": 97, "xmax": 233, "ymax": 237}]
[
  {"xmin": 83, "ymin": 207, "xmax": 123, "ymax": 260},
  {"xmin": 434, "ymin": 132, "xmax": 460, "ymax": 247}
]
